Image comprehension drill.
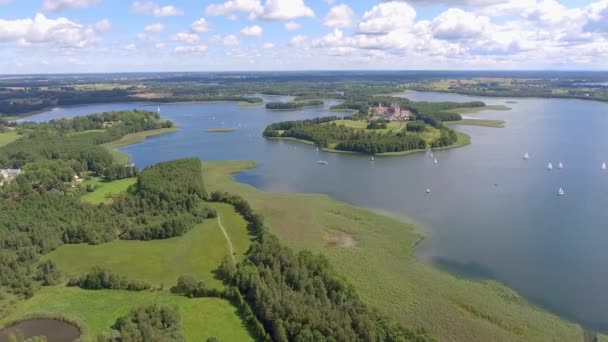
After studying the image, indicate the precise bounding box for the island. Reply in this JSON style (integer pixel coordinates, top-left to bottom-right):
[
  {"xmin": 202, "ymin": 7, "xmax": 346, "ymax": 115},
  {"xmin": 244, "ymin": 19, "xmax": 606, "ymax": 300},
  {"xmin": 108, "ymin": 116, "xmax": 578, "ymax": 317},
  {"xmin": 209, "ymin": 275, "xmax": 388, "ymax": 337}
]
[{"xmin": 265, "ymin": 100, "xmax": 324, "ymax": 111}]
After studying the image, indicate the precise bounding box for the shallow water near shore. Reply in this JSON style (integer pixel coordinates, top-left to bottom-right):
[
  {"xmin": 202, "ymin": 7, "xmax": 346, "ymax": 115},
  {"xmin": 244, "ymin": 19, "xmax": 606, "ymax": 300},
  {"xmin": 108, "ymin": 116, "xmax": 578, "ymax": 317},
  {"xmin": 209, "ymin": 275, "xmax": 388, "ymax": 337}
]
[{"xmin": 24, "ymin": 91, "xmax": 608, "ymax": 332}]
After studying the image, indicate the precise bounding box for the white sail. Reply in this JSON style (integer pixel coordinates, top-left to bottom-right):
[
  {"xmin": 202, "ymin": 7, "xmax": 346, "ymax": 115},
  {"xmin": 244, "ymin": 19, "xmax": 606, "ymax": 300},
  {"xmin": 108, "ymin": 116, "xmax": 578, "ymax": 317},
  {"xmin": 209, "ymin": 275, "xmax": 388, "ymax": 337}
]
[
  {"xmin": 316, "ymin": 147, "xmax": 319, "ymax": 152},
  {"xmin": 523, "ymin": 152, "xmax": 529, "ymax": 160},
  {"xmin": 558, "ymin": 187, "xmax": 564, "ymax": 196},
  {"xmin": 558, "ymin": 162, "xmax": 563, "ymax": 169},
  {"xmin": 603, "ymin": 162, "xmax": 607, "ymax": 170},
  {"xmin": 430, "ymin": 152, "xmax": 434, "ymax": 158},
  {"xmin": 547, "ymin": 163, "xmax": 553, "ymax": 170},
  {"xmin": 426, "ymin": 188, "xmax": 431, "ymax": 194},
  {"xmin": 371, "ymin": 156, "xmax": 374, "ymax": 161},
  {"xmin": 434, "ymin": 158, "xmax": 438, "ymax": 164},
  {"xmin": 157, "ymin": 107, "xmax": 160, "ymax": 113}
]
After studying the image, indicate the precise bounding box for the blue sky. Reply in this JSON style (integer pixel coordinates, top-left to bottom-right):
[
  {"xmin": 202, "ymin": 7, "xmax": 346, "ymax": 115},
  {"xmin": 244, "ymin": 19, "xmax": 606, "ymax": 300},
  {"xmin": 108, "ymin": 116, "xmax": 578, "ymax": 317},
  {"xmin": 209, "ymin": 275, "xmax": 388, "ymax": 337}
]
[{"xmin": 0, "ymin": 0, "xmax": 607, "ymax": 73}]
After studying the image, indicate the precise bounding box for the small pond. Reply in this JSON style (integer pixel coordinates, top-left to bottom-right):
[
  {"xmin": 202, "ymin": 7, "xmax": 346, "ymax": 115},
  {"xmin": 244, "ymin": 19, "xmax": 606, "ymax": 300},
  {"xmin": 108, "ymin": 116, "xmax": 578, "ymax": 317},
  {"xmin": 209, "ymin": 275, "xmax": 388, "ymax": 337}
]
[{"xmin": 0, "ymin": 319, "xmax": 80, "ymax": 342}]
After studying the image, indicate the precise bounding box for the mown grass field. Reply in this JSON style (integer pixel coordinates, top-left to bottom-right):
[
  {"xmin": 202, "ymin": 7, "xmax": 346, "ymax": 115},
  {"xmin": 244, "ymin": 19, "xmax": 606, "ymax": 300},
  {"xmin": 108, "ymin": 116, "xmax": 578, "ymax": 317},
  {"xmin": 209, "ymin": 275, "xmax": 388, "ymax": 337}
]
[
  {"xmin": 0, "ymin": 131, "xmax": 19, "ymax": 147},
  {"xmin": 327, "ymin": 119, "xmax": 406, "ymax": 134},
  {"xmin": 80, "ymin": 177, "xmax": 137, "ymax": 204},
  {"xmin": 101, "ymin": 127, "xmax": 177, "ymax": 164},
  {"xmin": 45, "ymin": 202, "xmax": 250, "ymax": 290},
  {"xmin": 447, "ymin": 119, "xmax": 506, "ymax": 128},
  {"xmin": 202, "ymin": 160, "xmax": 588, "ymax": 341},
  {"xmin": 0, "ymin": 287, "xmax": 253, "ymax": 342}
]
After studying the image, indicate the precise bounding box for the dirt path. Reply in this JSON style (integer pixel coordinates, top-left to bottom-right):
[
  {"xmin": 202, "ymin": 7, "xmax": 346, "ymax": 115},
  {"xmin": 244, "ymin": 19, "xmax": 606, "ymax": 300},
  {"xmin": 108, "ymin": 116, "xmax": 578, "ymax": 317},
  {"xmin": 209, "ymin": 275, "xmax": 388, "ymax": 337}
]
[{"xmin": 217, "ymin": 216, "xmax": 235, "ymax": 264}]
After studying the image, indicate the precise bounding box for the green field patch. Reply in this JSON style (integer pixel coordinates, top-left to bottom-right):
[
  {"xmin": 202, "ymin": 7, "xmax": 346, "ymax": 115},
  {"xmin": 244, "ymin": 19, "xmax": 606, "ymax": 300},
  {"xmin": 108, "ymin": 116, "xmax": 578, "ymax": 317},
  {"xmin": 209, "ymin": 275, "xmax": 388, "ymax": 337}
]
[
  {"xmin": 442, "ymin": 104, "xmax": 511, "ymax": 115},
  {"xmin": 447, "ymin": 119, "xmax": 506, "ymax": 128},
  {"xmin": 101, "ymin": 127, "xmax": 177, "ymax": 164},
  {"xmin": 81, "ymin": 177, "xmax": 137, "ymax": 204},
  {"xmin": 45, "ymin": 202, "xmax": 250, "ymax": 290},
  {"xmin": 201, "ymin": 160, "xmax": 586, "ymax": 341},
  {"xmin": 327, "ymin": 119, "xmax": 406, "ymax": 135},
  {"xmin": 0, "ymin": 286, "xmax": 253, "ymax": 342},
  {"xmin": 0, "ymin": 131, "xmax": 19, "ymax": 147}
]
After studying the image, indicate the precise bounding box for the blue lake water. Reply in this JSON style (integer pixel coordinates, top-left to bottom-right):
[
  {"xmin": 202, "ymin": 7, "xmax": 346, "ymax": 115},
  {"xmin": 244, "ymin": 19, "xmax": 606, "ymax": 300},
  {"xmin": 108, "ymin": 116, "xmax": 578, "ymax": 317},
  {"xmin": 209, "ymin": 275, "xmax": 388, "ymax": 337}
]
[{"xmin": 24, "ymin": 92, "xmax": 608, "ymax": 332}]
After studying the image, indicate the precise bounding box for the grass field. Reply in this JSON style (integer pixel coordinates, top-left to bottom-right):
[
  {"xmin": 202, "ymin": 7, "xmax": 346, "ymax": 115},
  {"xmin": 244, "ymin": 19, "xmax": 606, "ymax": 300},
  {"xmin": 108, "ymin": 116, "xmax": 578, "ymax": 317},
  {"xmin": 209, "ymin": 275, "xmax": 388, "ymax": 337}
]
[
  {"xmin": 0, "ymin": 287, "xmax": 253, "ymax": 342},
  {"xmin": 201, "ymin": 160, "xmax": 588, "ymax": 341},
  {"xmin": 80, "ymin": 177, "xmax": 136, "ymax": 204},
  {"xmin": 327, "ymin": 119, "xmax": 406, "ymax": 134},
  {"xmin": 0, "ymin": 131, "xmax": 19, "ymax": 147},
  {"xmin": 206, "ymin": 128, "xmax": 236, "ymax": 132},
  {"xmin": 45, "ymin": 202, "xmax": 250, "ymax": 290},
  {"xmin": 442, "ymin": 104, "xmax": 512, "ymax": 115},
  {"xmin": 447, "ymin": 119, "xmax": 506, "ymax": 128},
  {"xmin": 101, "ymin": 127, "xmax": 177, "ymax": 164}
]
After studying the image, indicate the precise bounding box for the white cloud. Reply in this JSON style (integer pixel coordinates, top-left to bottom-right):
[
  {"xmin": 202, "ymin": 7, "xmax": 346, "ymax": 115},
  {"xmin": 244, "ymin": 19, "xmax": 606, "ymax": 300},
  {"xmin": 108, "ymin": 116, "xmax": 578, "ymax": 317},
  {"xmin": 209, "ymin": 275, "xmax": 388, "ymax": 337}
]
[
  {"xmin": 144, "ymin": 23, "xmax": 165, "ymax": 32},
  {"xmin": 0, "ymin": 13, "xmax": 98, "ymax": 48},
  {"xmin": 172, "ymin": 32, "xmax": 200, "ymax": 45},
  {"xmin": 290, "ymin": 34, "xmax": 308, "ymax": 48},
  {"xmin": 155, "ymin": 42, "xmax": 165, "ymax": 49},
  {"xmin": 125, "ymin": 43, "xmax": 137, "ymax": 51},
  {"xmin": 263, "ymin": 42, "xmax": 275, "ymax": 48},
  {"xmin": 358, "ymin": 2, "xmax": 416, "ymax": 33},
  {"xmin": 205, "ymin": 0, "xmax": 263, "ymax": 17},
  {"xmin": 240, "ymin": 25, "xmax": 263, "ymax": 36},
  {"xmin": 191, "ymin": 18, "xmax": 210, "ymax": 33},
  {"xmin": 284, "ymin": 21, "xmax": 301, "ymax": 30},
  {"xmin": 258, "ymin": 0, "xmax": 315, "ymax": 20},
  {"xmin": 174, "ymin": 45, "xmax": 207, "ymax": 54},
  {"xmin": 324, "ymin": 4, "xmax": 354, "ymax": 28},
  {"xmin": 131, "ymin": 1, "xmax": 183, "ymax": 17},
  {"xmin": 223, "ymin": 34, "xmax": 240, "ymax": 45},
  {"xmin": 209, "ymin": 34, "xmax": 222, "ymax": 43},
  {"xmin": 431, "ymin": 8, "xmax": 491, "ymax": 40},
  {"xmin": 42, "ymin": 0, "xmax": 100, "ymax": 12},
  {"xmin": 94, "ymin": 18, "xmax": 111, "ymax": 32}
]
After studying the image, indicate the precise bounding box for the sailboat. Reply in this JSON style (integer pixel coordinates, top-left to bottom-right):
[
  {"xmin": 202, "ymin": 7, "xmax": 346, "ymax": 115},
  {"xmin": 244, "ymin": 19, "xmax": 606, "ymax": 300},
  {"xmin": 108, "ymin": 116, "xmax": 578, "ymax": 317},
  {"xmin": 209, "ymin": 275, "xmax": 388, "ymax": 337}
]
[
  {"xmin": 157, "ymin": 107, "xmax": 160, "ymax": 113},
  {"xmin": 430, "ymin": 152, "xmax": 434, "ymax": 158},
  {"xmin": 558, "ymin": 162, "xmax": 563, "ymax": 169},
  {"xmin": 434, "ymin": 158, "xmax": 438, "ymax": 164},
  {"xmin": 523, "ymin": 152, "xmax": 529, "ymax": 160},
  {"xmin": 316, "ymin": 147, "xmax": 319, "ymax": 152},
  {"xmin": 317, "ymin": 160, "xmax": 328, "ymax": 165},
  {"xmin": 547, "ymin": 163, "xmax": 553, "ymax": 170},
  {"xmin": 557, "ymin": 187, "xmax": 565, "ymax": 196},
  {"xmin": 603, "ymin": 162, "xmax": 607, "ymax": 170},
  {"xmin": 426, "ymin": 188, "xmax": 431, "ymax": 194},
  {"xmin": 371, "ymin": 155, "xmax": 375, "ymax": 161}
]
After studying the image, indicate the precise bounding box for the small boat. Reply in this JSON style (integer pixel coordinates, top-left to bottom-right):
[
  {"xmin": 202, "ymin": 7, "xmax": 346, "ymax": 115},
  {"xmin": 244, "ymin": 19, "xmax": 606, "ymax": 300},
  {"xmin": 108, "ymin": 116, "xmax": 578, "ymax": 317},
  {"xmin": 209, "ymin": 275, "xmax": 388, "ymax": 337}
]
[
  {"xmin": 316, "ymin": 147, "xmax": 319, "ymax": 152},
  {"xmin": 523, "ymin": 152, "xmax": 529, "ymax": 160},
  {"xmin": 434, "ymin": 158, "xmax": 438, "ymax": 164},
  {"xmin": 558, "ymin": 162, "xmax": 563, "ymax": 169},
  {"xmin": 370, "ymin": 156, "xmax": 375, "ymax": 161},
  {"xmin": 547, "ymin": 163, "xmax": 553, "ymax": 170},
  {"xmin": 317, "ymin": 160, "xmax": 328, "ymax": 165},
  {"xmin": 426, "ymin": 188, "xmax": 431, "ymax": 194},
  {"xmin": 157, "ymin": 107, "xmax": 160, "ymax": 113},
  {"xmin": 603, "ymin": 162, "xmax": 607, "ymax": 170},
  {"xmin": 430, "ymin": 152, "xmax": 434, "ymax": 158},
  {"xmin": 557, "ymin": 187, "xmax": 564, "ymax": 196}
]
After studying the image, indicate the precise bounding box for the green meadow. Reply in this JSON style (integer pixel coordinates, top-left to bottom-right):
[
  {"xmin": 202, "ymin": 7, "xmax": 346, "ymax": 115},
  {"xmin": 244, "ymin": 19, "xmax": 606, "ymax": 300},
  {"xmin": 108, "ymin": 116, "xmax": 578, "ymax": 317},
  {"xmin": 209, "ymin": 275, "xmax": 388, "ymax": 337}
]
[
  {"xmin": 443, "ymin": 104, "xmax": 511, "ymax": 115},
  {"xmin": 447, "ymin": 119, "xmax": 506, "ymax": 128},
  {"xmin": 201, "ymin": 160, "xmax": 588, "ymax": 341},
  {"xmin": 45, "ymin": 202, "xmax": 250, "ymax": 290},
  {"xmin": 80, "ymin": 177, "xmax": 137, "ymax": 204},
  {"xmin": 0, "ymin": 131, "xmax": 19, "ymax": 147},
  {"xmin": 0, "ymin": 286, "xmax": 253, "ymax": 342}
]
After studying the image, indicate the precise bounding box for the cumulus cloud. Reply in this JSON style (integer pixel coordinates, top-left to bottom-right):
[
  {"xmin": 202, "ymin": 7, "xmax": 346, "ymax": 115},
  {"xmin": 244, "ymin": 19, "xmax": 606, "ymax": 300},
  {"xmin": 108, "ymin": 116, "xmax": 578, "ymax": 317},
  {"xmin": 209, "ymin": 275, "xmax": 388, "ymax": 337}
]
[
  {"xmin": 172, "ymin": 32, "xmax": 200, "ymax": 45},
  {"xmin": 290, "ymin": 34, "xmax": 308, "ymax": 48},
  {"xmin": 284, "ymin": 21, "xmax": 301, "ymax": 30},
  {"xmin": 0, "ymin": 13, "xmax": 98, "ymax": 48},
  {"xmin": 155, "ymin": 42, "xmax": 165, "ymax": 49},
  {"xmin": 205, "ymin": 0, "xmax": 263, "ymax": 17},
  {"xmin": 94, "ymin": 18, "xmax": 111, "ymax": 32},
  {"xmin": 240, "ymin": 25, "xmax": 263, "ymax": 36},
  {"xmin": 131, "ymin": 1, "xmax": 183, "ymax": 17},
  {"xmin": 191, "ymin": 18, "xmax": 210, "ymax": 33},
  {"xmin": 124, "ymin": 43, "xmax": 137, "ymax": 51},
  {"xmin": 258, "ymin": 0, "xmax": 315, "ymax": 20},
  {"xmin": 324, "ymin": 4, "xmax": 354, "ymax": 28},
  {"xmin": 431, "ymin": 8, "xmax": 491, "ymax": 40},
  {"xmin": 263, "ymin": 42, "xmax": 275, "ymax": 48},
  {"xmin": 223, "ymin": 34, "xmax": 240, "ymax": 46},
  {"xmin": 174, "ymin": 45, "xmax": 207, "ymax": 54},
  {"xmin": 144, "ymin": 23, "xmax": 165, "ymax": 32},
  {"xmin": 358, "ymin": 2, "xmax": 416, "ymax": 33},
  {"xmin": 42, "ymin": 0, "xmax": 100, "ymax": 12}
]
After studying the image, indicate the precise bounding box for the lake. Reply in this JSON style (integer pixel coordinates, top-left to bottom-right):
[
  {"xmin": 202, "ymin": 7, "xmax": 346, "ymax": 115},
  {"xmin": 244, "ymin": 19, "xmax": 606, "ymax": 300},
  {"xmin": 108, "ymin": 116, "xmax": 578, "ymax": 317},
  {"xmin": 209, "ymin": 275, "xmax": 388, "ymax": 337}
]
[
  {"xmin": 0, "ymin": 319, "xmax": 80, "ymax": 342},
  {"xmin": 23, "ymin": 92, "xmax": 608, "ymax": 332}
]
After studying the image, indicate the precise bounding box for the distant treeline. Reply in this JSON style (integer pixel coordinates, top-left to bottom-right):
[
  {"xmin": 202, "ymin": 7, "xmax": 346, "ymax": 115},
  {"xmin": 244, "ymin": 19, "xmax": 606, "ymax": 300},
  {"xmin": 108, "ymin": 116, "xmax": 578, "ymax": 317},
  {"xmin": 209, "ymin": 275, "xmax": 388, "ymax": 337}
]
[{"xmin": 265, "ymin": 100, "xmax": 324, "ymax": 110}]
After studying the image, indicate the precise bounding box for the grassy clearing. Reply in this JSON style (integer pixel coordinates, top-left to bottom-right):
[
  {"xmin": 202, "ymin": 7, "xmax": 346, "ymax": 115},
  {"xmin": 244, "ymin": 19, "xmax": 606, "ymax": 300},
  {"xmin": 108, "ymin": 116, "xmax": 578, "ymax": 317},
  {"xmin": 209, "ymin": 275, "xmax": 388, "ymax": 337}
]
[
  {"xmin": 328, "ymin": 119, "xmax": 406, "ymax": 134},
  {"xmin": 443, "ymin": 104, "xmax": 511, "ymax": 115},
  {"xmin": 0, "ymin": 286, "xmax": 253, "ymax": 342},
  {"xmin": 237, "ymin": 101, "xmax": 262, "ymax": 107},
  {"xmin": 101, "ymin": 127, "xmax": 177, "ymax": 164},
  {"xmin": 0, "ymin": 131, "xmax": 19, "ymax": 147},
  {"xmin": 206, "ymin": 128, "xmax": 236, "ymax": 132},
  {"xmin": 201, "ymin": 160, "xmax": 586, "ymax": 341},
  {"xmin": 45, "ymin": 202, "xmax": 250, "ymax": 290},
  {"xmin": 80, "ymin": 177, "xmax": 136, "ymax": 204},
  {"xmin": 447, "ymin": 119, "xmax": 506, "ymax": 128}
]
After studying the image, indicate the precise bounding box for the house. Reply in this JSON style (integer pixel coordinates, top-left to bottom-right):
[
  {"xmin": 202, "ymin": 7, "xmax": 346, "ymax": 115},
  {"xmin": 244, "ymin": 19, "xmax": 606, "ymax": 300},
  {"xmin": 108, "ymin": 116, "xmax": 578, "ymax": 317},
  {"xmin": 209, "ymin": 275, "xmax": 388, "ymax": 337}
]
[
  {"xmin": 0, "ymin": 168, "xmax": 22, "ymax": 185},
  {"xmin": 374, "ymin": 102, "xmax": 411, "ymax": 121}
]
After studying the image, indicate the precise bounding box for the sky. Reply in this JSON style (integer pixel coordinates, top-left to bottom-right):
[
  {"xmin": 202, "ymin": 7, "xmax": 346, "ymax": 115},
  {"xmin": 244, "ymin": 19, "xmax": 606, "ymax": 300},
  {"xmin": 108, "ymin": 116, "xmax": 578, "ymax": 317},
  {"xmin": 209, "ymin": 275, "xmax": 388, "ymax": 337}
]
[{"xmin": 0, "ymin": 0, "xmax": 607, "ymax": 73}]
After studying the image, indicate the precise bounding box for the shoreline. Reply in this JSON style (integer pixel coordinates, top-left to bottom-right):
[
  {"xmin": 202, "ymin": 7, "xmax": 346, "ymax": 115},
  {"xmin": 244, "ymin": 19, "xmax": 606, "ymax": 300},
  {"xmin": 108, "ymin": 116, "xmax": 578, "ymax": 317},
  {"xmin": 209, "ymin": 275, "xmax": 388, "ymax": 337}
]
[
  {"xmin": 101, "ymin": 126, "xmax": 177, "ymax": 164},
  {"xmin": 265, "ymin": 104, "xmax": 325, "ymax": 112},
  {"xmin": 265, "ymin": 131, "xmax": 471, "ymax": 156}
]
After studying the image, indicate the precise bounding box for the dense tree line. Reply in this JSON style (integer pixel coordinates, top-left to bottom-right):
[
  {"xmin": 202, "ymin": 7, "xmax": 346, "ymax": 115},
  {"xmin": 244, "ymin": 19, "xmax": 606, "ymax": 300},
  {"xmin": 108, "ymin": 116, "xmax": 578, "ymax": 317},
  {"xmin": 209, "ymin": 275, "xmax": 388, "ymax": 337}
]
[
  {"xmin": 265, "ymin": 100, "xmax": 324, "ymax": 110},
  {"xmin": 406, "ymin": 121, "xmax": 427, "ymax": 132},
  {"xmin": 97, "ymin": 304, "xmax": 184, "ymax": 342},
  {"xmin": 67, "ymin": 266, "xmax": 151, "ymax": 291},
  {"xmin": 210, "ymin": 193, "xmax": 433, "ymax": 342}
]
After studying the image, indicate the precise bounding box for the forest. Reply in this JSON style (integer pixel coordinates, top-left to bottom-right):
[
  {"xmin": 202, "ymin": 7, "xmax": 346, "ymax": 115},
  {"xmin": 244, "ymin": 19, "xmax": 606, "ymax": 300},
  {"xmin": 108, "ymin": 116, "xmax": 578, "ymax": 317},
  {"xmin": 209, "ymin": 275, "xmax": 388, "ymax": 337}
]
[{"xmin": 265, "ymin": 100, "xmax": 324, "ymax": 110}]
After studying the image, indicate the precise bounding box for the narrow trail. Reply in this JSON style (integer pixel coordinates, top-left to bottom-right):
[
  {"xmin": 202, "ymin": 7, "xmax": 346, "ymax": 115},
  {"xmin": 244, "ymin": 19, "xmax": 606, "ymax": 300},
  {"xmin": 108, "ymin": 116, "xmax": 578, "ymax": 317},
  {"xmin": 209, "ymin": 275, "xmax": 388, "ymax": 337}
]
[{"xmin": 217, "ymin": 215, "xmax": 236, "ymax": 264}]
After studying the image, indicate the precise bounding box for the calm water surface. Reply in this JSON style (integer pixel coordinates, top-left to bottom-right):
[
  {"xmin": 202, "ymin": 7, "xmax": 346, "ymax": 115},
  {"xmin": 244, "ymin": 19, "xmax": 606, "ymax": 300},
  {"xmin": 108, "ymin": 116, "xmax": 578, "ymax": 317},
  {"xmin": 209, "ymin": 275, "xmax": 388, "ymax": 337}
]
[{"xmin": 26, "ymin": 92, "xmax": 608, "ymax": 332}]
